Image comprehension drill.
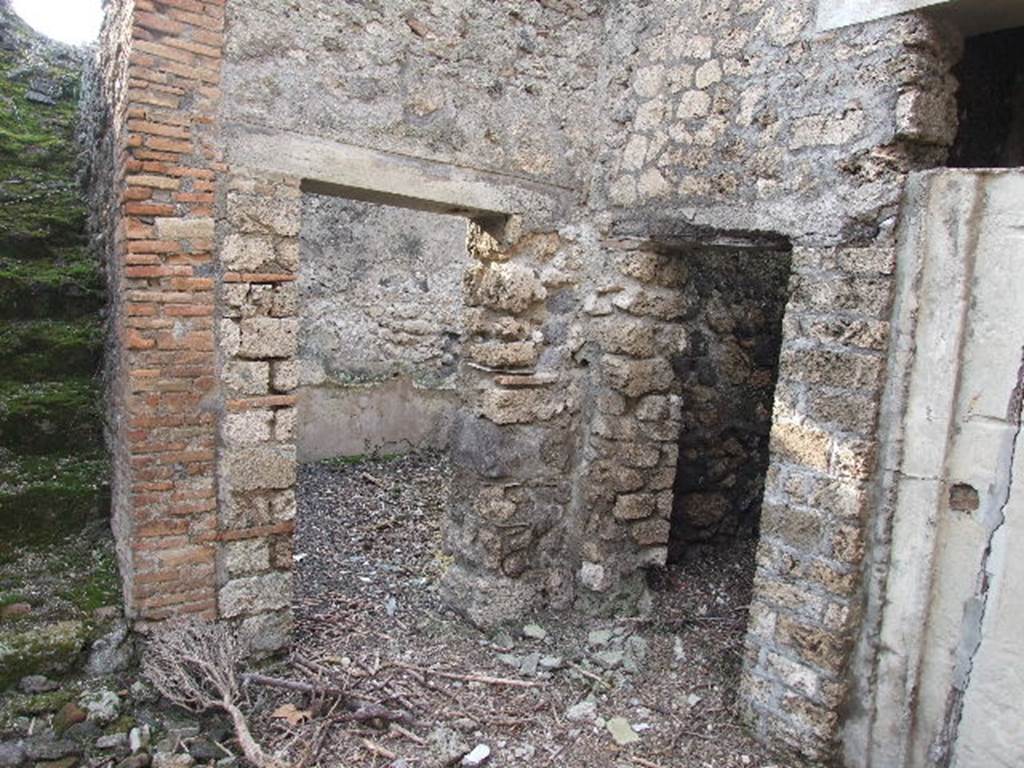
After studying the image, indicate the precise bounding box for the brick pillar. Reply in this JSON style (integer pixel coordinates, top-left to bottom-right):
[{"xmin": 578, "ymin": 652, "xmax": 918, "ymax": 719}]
[{"xmin": 109, "ymin": 0, "xmax": 226, "ymax": 624}]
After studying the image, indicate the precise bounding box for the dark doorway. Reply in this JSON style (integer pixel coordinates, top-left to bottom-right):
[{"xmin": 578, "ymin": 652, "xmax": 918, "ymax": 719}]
[
  {"xmin": 948, "ymin": 26, "xmax": 1024, "ymax": 168},
  {"xmin": 667, "ymin": 244, "xmax": 792, "ymax": 562}
]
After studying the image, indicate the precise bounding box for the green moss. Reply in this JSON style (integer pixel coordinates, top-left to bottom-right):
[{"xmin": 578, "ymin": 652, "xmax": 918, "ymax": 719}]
[
  {"xmin": 0, "ymin": 619, "xmax": 88, "ymax": 690},
  {"xmin": 57, "ymin": 545, "xmax": 120, "ymax": 614},
  {"xmin": 0, "ymin": 451, "xmax": 109, "ymax": 551},
  {"xmin": 0, "ymin": 319, "xmax": 103, "ymax": 381},
  {"xmin": 0, "ymin": 247, "xmax": 104, "ymax": 321},
  {"xmin": 9, "ymin": 688, "xmax": 75, "ymax": 715},
  {"xmin": 0, "ymin": 591, "xmax": 29, "ymax": 608},
  {"xmin": 0, "ymin": 378, "xmax": 103, "ymax": 454},
  {"xmin": 0, "ymin": 33, "xmax": 85, "ymax": 247}
]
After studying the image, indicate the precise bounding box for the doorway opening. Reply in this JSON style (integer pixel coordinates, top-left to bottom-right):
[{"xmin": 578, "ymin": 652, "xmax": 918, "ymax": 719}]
[
  {"xmin": 948, "ymin": 25, "xmax": 1024, "ymax": 168},
  {"xmin": 665, "ymin": 243, "xmax": 793, "ymax": 564},
  {"xmin": 292, "ymin": 193, "xmax": 468, "ymax": 655}
]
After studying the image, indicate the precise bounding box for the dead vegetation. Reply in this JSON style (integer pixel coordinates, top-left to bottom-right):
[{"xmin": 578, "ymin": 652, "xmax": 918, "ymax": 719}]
[{"xmin": 141, "ymin": 453, "xmax": 798, "ymax": 767}]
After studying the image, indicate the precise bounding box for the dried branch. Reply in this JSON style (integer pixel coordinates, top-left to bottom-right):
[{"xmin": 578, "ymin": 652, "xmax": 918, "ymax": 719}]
[{"xmin": 143, "ymin": 620, "xmax": 286, "ymax": 768}]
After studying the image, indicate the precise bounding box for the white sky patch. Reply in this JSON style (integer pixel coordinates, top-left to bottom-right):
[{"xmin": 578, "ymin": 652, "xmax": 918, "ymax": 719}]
[{"xmin": 12, "ymin": 0, "xmax": 104, "ymax": 46}]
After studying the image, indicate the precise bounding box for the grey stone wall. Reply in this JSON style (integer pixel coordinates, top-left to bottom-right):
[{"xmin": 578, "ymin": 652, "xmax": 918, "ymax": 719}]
[
  {"xmin": 296, "ymin": 194, "xmax": 467, "ymax": 459},
  {"xmin": 221, "ymin": 0, "xmax": 605, "ymax": 190},
  {"xmin": 210, "ymin": 0, "xmax": 968, "ymax": 761}
]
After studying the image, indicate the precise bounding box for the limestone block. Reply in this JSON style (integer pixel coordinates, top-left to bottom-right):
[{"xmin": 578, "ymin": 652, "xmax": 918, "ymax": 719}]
[
  {"xmin": 779, "ymin": 348, "xmax": 884, "ymax": 390},
  {"xmin": 760, "ymin": 503, "xmax": 824, "ymax": 553},
  {"xmin": 464, "ymin": 262, "xmax": 546, "ymax": 313},
  {"xmin": 224, "ymin": 539, "xmax": 270, "ymax": 576},
  {"xmin": 270, "ymin": 360, "xmax": 299, "ymax": 392},
  {"xmin": 594, "ymin": 319, "xmax": 657, "ymax": 358},
  {"xmin": 480, "ymin": 388, "xmax": 564, "ymax": 425},
  {"xmin": 239, "ymin": 318, "xmax": 298, "ymax": 359},
  {"xmin": 270, "ymin": 490, "xmax": 297, "ymax": 522},
  {"xmin": 635, "ymin": 394, "xmax": 683, "ymax": 422},
  {"xmin": 226, "ymin": 191, "xmax": 301, "ymax": 236},
  {"xmin": 694, "ymin": 59, "xmax": 722, "ymax": 88},
  {"xmin": 467, "ymin": 341, "xmax": 538, "ymax": 369},
  {"xmin": 224, "ymin": 360, "xmax": 270, "ymax": 396},
  {"xmin": 225, "ymin": 445, "xmax": 296, "ymax": 491},
  {"xmin": 612, "ymin": 287, "xmax": 694, "ymax": 320},
  {"xmin": 769, "ymin": 420, "xmax": 832, "ymax": 472},
  {"xmin": 223, "ymin": 411, "xmax": 273, "ymax": 446},
  {"xmin": 606, "ymin": 441, "xmax": 662, "ymax": 468},
  {"xmin": 222, "ymin": 234, "xmax": 276, "ymax": 272},
  {"xmin": 578, "ymin": 562, "xmax": 610, "ymax": 592},
  {"xmin": 630, "ymin": 518, "xmax": 670, "ymax": 546},
  {"xmin": 896, "ymin": 87, "xmax": 957, "ymax": 146},
  {"xmin": 613, "ymin": 493, "xmax": 657, "ymax": 521},
  {"xmin": 219, "ymin": 571, "xmax": 291, "ymax": 618},
  {"xmin": 154, "ymin": 216, "xmax": 214, "ymax": 240},
  {"xmin": 602, "ymin": 356, "xmax": 675, "ymax": 398},
  {"xmin": 677, "ymin": 90, "xmax": 711, "ymax": 120}
]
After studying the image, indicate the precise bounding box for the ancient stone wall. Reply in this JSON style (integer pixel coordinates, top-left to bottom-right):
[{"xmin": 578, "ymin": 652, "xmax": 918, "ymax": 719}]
[
  {"xmin": 93, "ymin": 0, "xmax": 976, "ymax": 761},
  {"xmin": 296, "ymin": 195, "xmax": 466, "ymax": 460},
  {"xmin": 220, "ymin": 0, "xmax": 605, "ymax": 189},
  {"xmin": 589, "ymin": 1, "xmax": 962, "ymax": 758}
]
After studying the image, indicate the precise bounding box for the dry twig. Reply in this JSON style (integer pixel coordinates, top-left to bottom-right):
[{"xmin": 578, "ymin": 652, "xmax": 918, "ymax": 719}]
[{"xmin": 144, "ymin": 620, "xmax": 285, "ymax": 768}]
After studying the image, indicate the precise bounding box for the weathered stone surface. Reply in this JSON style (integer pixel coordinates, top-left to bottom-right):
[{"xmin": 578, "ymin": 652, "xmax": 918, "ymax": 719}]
[
  {"xmin": 224, "ymin": 446, "xmax": 297, "ymax": 491},
  {"xmin": 464, "ymin": 262, "xmax": 546, "ymax": 313},
  {"xmin": 601, "ymin": 356, "xmax": 675, "ymax": 398},
  {"xmin": 238, "ymin": 318, "xmax": 298, "ymax": 359},
  {"xmin": 219, "ymin": 572, "xmax": 292, "ymax": 619}
]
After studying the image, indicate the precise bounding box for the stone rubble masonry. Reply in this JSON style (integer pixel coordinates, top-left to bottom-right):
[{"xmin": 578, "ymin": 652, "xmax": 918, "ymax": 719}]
[
  {"xmin": 93, "ymin": 0, "xmax": 973, "ymax": 761},
  {"xmin": 738, "ymin": 243, "xmax": 898, "ymax": 760},
  {"xmin": 102, "ymin": 0, "xmax": 231, "ymax": 627}
]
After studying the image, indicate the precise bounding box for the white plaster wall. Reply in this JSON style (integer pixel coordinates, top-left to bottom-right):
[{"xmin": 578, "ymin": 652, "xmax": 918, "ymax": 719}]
[{"xmin": 849, "ymin": 170, "xmax": 1024, "ymax": 768}]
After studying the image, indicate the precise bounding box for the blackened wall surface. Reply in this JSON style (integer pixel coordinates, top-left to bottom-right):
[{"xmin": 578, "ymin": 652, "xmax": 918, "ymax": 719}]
[{"xmin": 669, "ymin": 246, "xmax": 791, "ymax": 555}]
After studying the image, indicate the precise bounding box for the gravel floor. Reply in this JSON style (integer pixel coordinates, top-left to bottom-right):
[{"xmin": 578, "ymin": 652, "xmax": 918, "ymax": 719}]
[{"xmin": 252, "ymin": 451, "xmax": 801, "ymax": 768}]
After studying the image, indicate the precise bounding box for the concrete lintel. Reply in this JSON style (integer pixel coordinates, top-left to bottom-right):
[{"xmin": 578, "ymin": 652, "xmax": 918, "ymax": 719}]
[
  {"xmin": 227, "ymin": 128, "xmax": 569, "ymax": 221},
  {"xmin": 817, "ymin": 0, "xmax": 948, "ymax": 31},
  {"xmin": 818, "ymin": 0, "xmax": 1024, "ymax": 35}
]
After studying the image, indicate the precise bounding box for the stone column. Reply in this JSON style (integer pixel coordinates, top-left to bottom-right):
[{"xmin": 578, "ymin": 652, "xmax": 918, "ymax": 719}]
[
  {"xmin": 573, "ymin": 241, "xmax": 685, "ymax": 609},
  {"xmin": 214, "ymin": 171, "xmax": 301, "ymax": 653}
]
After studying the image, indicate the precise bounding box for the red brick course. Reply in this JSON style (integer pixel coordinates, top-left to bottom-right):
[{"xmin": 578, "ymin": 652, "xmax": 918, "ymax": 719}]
[{"xmin": 111, "ymin": 0, "xmax": 227, "ymax": 622}]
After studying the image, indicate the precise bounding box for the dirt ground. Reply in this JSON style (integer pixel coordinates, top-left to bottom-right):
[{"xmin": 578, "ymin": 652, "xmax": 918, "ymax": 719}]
[{"xmin": 248, "ymin": 451, "xmax": 802, "ymax": 768}]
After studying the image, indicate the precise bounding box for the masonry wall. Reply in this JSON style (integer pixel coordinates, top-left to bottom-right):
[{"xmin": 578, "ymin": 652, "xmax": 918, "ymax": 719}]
[
  {"xmin": 296, "ymin": 195, "xmax": 465, "ymax": 460},
  {"xmin": 92, "ymin": 0, "xmax": 230, "ymax": 627},
  {"xmin": 95, "ymin": 0, "xmax": 973, "ymax": 762},
  {"xmin": 590, "ymin": 3, "xmax": 962, "ymax": 759}
]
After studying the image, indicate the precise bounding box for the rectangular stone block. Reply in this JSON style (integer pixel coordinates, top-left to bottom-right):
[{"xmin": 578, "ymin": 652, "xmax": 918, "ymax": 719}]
[
  {"xmin": 239, "ymin": 318, "xmax": 298, "ymax": 359},
  {"xmin": 224, "ymin": 445, "xmax": 296, "ymax": 491},
  {"xmin": 219, "ymin": 571, "xmax": 291, "ymax": 618},
  {"xmin": 154, "ymin": 216, "xmax": 215, "ymax": 240}
]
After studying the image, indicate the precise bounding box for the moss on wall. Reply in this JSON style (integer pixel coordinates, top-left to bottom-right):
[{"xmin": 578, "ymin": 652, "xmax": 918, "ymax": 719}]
[{"xmin": 0, "ymin": 6, "xmax": 107, "ymax": 547}]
